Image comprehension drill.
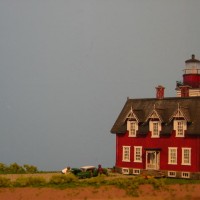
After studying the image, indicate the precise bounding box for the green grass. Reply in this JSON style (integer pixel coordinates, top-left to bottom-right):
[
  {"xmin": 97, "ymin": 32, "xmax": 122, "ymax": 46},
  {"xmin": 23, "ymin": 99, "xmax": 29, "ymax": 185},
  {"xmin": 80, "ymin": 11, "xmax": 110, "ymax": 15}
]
[{"xmin": 164, "ymin": 178, "xmax": 200, "ymax": 185}]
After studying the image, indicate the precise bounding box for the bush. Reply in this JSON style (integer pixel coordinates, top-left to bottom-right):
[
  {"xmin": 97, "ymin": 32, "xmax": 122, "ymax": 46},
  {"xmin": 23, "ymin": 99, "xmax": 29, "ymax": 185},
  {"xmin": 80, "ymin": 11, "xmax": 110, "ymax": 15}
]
[
  {"xmin": 84, "ymin": 175, "xmax": 106, "ymax": 187},
  {"xmin": 147, "ymin": 177, "xmax": 165, "ymax": 189},
  {"xmin": 0, "ymin": 177, "xmax": 11, "ymax": 187},
  {"xmin": 8, "ymin": 163, "xmax": 25, "ymax": 174},
  {"xmin": 14, "ymin": 176, "xmax": 46, "ymax": 187},
  {"xmin": 0, "ymin": 162, "xmax": 39, "ymax": 174},
  {"xmin": 0, "ymin": 163, "xmax": 7, "ymax": 174},
  {"xmin": 49, "ymin": 173, "xmax": 78, "ymax": 185},
  {"xmin": 23, "ymin": 164, "xmax": 38, "ymax": 173}
]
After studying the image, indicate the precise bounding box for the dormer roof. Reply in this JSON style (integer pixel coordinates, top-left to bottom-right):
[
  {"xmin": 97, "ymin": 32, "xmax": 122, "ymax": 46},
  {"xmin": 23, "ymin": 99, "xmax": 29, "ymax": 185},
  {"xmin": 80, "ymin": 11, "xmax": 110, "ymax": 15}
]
[
  {"xmin": 145, "ymin": 104, "xmax": 163, "ymax": 122},
  {"xmin": 169, "ymin": 103, "xmax": 191, "ymax": 122}
]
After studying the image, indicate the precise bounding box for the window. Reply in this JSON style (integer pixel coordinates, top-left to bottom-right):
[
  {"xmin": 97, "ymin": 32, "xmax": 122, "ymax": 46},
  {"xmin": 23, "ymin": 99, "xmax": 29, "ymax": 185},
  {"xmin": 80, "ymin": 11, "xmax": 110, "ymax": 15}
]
[
  {"xmin": 122, "ymin": 168, "xmax": 129, "ymax": 174},
  {"xmin": 182, "ymin": 148, "xmax": 191, "ymax": 165},
  {"xmin": 150, "ymin": 121, "xmax": 161, "ymax": 138},
  {"xmin": 168, "ymin": 171, "xmax": 176, "ymax": 177},
  {"xmin": 132, "ymin": 169, "xmax": 140, "ymax": 175},
  {"xmin": 153, "ymin": 122, "xmax": 159, "ymax": 136},
  {"xmin": 122, "ymin": 146, "xmax": 130, "ymax": 162},
  {"xmin": 168, "ymin": 147, "xmax": 177, "ymax": 165},
  {"xmin": 182, "ymin": 172, "xmax": 190, "ymax": 178},
  {"xmin": 134, "ymin": 146, "xmax": 142, "ymax": 162},
  {"xmin": 174, "ymin": 120, "xmax": 187, "ymax": 137},
  {"xmin": 127, "ymin": 120, "xmax": 138, "ymax": 137}
]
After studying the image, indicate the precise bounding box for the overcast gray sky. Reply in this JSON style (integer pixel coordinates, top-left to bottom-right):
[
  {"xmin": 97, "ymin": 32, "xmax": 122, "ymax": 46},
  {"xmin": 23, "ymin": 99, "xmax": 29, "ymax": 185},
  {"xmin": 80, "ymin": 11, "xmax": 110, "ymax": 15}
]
[{"xmin": 0, "ymin": 0, "xmax": 200, "ymax": 170}]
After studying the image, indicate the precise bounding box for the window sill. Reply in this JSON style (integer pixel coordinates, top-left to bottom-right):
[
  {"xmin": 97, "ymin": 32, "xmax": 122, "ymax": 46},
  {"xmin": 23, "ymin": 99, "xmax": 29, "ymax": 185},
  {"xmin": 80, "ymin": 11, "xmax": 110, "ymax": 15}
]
[
  {"xmin": 181, "ymin": 163, "xmax": 191, "ymax": 166},
  {"xmin": 122, "ymin": 160, "xmax": 130, "ymax": 162}
]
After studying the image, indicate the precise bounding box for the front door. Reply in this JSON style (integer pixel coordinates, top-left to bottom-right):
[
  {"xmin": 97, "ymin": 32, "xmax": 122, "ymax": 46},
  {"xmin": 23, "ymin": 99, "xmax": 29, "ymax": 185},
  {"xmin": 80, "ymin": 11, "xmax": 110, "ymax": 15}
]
[{"xmin": 146, "ymin": 151, "xmax": 160, "ymax": 170}]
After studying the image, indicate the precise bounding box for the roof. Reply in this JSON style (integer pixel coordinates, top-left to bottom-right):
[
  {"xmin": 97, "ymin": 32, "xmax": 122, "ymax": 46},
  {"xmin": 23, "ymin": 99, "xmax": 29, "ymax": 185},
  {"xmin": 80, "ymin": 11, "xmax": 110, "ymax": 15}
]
[
  {"xmin": 110, "ymin": 96, "xmax": 200, "ymax": 135},
  {"xmin": 185, "ymin": 54, "xmax": 200, "ymax": 63}
]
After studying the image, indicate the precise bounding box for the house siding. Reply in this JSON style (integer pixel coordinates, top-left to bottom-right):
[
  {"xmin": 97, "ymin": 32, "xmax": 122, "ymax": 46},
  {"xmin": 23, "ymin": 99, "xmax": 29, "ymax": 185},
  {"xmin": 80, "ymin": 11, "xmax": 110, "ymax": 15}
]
[{"xmin": 115, "ymin": 130, "xmax": 200, "ymax": 173}]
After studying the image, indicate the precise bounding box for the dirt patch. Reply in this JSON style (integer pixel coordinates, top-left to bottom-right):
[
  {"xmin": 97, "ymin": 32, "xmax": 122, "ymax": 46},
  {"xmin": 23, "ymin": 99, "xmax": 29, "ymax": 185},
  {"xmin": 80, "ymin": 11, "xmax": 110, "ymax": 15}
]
[{"xmin": 0, "ymin": 184, "xmax": 200, "ymax": 200}]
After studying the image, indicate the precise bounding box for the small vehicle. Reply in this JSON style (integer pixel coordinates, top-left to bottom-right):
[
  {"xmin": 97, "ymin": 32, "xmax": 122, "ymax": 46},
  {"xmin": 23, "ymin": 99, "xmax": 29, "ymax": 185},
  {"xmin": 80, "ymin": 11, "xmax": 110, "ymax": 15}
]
[{"xmin": 71, "ymin": 166, "xmax": 98, "ymax": 179}]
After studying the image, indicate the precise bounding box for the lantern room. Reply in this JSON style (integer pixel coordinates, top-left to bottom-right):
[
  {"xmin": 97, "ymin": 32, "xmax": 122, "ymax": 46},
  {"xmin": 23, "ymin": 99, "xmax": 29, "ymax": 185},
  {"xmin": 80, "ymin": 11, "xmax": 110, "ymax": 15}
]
[{"xmin": 183, "ymin": 54, "xmax": 200, "ymax": 88}]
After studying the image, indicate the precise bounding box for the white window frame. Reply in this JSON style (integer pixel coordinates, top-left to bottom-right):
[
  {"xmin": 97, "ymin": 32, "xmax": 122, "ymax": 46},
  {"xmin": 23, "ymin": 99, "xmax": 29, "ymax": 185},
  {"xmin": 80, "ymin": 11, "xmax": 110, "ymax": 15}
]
[
  {"xmin": 182, "ymin": 148, "xmax": 191, "ymax": 165},
  {"xmin": 122, "ymin": 168, "xmax": 129, "ymax": 174},
  {"xmin": 134, "ymin": 146, "xmax": 142, "ymax": 163},
  {"xmin": 174, "ymin": 120, "xmax": 187, "ymax": 137},
  {"xmin": 122, "ymin": 146, "xmax": 131, "ymax": 162},
  {"xmin": 149, "ymin": 121, "xmax": 161, "ymax": 138},
  {"xmin": 132, "ymin": 169, "xmax": 140, "ymax": 175},
  {"xmin": 168, "ymin": 171, "xmax": 176, "ymax": 177},
  {"xmin": 168, "ymin": 147, "xmax": 177, "ymax": 165},
  {"xmin": 182, "ymin": 172, "xmax": 190, "ymax": 179},
  {"xmin": 127, "ymin": 120, "xmax": 138, "ymax": 137}
]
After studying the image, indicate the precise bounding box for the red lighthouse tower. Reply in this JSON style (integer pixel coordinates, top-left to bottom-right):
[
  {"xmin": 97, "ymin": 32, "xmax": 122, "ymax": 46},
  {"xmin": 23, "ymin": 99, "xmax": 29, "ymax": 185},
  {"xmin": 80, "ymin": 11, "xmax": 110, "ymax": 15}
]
[{"xmin": 176, "ymin": 54, "xmax": 200, "ymax": 97}]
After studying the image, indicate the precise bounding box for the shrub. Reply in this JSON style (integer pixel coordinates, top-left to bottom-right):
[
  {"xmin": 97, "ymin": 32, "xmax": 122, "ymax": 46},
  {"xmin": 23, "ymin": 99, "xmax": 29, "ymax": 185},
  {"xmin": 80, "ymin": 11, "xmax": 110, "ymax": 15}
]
[
  {"xmin": 0, "ymin": 177, "xmax": 11, "ymax": 187},
  {"xmin": 14, "ymin": 176, "xmax": 46, "ymax": 187},
  {"xmin": 147, "ymin": 177, "xmax": 165, "ymax": 189},
  {"xmin": 0, "ymin": 163, "xmax": 7, "ymax": 174},
  {"xmin": 7, "ymin": 163, "xmax": 25, "ymax": 174},
  {"xmin": 49, "ymin": 173, "xmax": 78, "ymax": 185},
  {"xmin": 84, "ymin": 175, "xmax": 106, "ymax": 187},
  {"xmin": 23, "ymin": 164, "xmax": 38, "ymax": 173}
]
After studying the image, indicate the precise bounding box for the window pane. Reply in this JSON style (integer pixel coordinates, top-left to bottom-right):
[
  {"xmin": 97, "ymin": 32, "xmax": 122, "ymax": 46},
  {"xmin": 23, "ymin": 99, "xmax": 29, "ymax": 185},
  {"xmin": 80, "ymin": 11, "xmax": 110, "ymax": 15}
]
[
  {"xmin": 135, "ymin": 147, "xmax": 142, "ymax": 162},
  {"xmin": 177, "ymin": 121, "xmax": 184, "ymax": 136},
  {"xmin": 182, "ymin": 148, "xmax": 191, "ymax": 165},
  {"xmin": 123, "ymin": 146, "xmax": 130, "ymax": 162},
  {"xmin": 168, "ymin": 148, "xmax": 177, "ymax": 164}
]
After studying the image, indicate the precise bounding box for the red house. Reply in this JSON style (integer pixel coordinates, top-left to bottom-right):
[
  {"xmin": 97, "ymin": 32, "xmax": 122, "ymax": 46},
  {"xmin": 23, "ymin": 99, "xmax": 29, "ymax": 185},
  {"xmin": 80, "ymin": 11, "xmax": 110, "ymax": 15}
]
[{"xmin": 111, "ymin": 55, "xmax": 200, "ymax": 179}]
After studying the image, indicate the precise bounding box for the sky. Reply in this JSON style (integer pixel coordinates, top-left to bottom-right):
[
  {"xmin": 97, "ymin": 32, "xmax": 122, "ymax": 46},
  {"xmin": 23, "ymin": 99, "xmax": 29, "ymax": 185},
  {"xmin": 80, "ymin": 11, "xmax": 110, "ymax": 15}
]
[{"xmin": 0, "ymin": 0, "xmax": 200, "ymax": 171}]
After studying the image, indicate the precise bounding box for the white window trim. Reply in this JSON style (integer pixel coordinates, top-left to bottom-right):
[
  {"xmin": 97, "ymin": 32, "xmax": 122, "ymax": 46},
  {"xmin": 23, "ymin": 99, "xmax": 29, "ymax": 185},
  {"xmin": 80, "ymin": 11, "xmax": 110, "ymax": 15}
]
[
  {"xmin": 181, "ymin": 148, "xmax": 191, "ymax": 166},
  {"xmin": 127, "ymin": 120, "xmax": 138, "ymax": 137},
  {"xmin": 132, "ymin": 169, "xmax": 140, "ymax": 175},
  {"xmin": 181, "ymin": 172, "xmax": 190, "ymax": 179},
  {"xmin": 122, "ymin": 168, "xmax": 129, "ymax": 174},
  {"xmin": 168, "ymin": 147, "xmax": 178, "ymax": 165},
  {"xmin": 174, "ymin": 120, "xmax": 187, "ymax": 137},
  {"xmin": 134, "ymin": 146, "xmax": 142, "ymax": 163},
  {"xmin": 149, "ymin": 121, "xmax": 161, "ymax": 138},
  {"xmin": 168, "ymin": 171, "xmax": 176, "ymax": 178},
  {"xmin": 122, "ymin": 146, "xmax": 131, "ymax": 162}
]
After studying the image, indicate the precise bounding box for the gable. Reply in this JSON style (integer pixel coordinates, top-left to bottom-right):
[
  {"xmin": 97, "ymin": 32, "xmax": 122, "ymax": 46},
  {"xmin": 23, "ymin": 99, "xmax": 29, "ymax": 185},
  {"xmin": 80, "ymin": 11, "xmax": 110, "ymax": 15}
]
[
  {"xmin": 169, "ymin": 103, "xmax": 190, "ymax": 122},
  {"xmin": 145, "ymin": 104, "xmax": 163, "ymax": 122},
  {"xmin": 126, "ymin": 107, "xmax": 139, "ymax": 122}
]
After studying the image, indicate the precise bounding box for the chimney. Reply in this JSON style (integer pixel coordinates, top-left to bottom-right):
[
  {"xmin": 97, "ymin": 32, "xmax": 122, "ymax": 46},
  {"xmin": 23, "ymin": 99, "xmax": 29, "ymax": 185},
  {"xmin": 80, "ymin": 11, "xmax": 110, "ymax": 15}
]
[
  {"xmin": 179, "ymin": 85, "xmax": 190, "ymax": 97},
  {"xmin": 156, "ymin": 85, "xmax": 165, "ymax": 99}
]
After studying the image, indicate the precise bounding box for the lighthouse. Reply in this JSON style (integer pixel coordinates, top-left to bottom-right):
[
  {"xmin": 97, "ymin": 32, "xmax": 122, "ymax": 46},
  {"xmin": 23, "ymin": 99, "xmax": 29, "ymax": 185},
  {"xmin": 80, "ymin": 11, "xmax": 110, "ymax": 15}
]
[{"xmin": 176, "ymin": 54, "xmax": 200, "ymax": 97}]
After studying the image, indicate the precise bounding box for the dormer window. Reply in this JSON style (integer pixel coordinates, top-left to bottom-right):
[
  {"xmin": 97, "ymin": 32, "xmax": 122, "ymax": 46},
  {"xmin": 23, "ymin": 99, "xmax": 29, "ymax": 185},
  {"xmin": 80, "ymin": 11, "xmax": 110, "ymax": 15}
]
[
  {"xmin": 174, "ymin": 120, "xmax": 187, "ymax": 137},
  {"xmin": 146, "ymin": 104, "xmax": 162, "ymax": 138},
  {"xmin": 127, "ymin": 120, "xmax": 138, "ymax": 137},
  {"xmin": 126, "ymin": 106, "xmax": 138, "ymax": 137},
  {"xmin": 149, "ymin": 120, "xmax": 161, "ymax": 138},
  {"xmin": 170, "ymin": 104, "xmax": 188, "ymax": 137}
]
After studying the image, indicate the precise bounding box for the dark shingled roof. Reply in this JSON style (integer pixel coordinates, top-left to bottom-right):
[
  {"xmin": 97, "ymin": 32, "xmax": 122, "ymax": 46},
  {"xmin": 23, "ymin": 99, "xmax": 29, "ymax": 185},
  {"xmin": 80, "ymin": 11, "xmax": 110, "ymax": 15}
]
[{"xmin": 110, "ymin": 96, "xmax": 200, "ymax": 135}]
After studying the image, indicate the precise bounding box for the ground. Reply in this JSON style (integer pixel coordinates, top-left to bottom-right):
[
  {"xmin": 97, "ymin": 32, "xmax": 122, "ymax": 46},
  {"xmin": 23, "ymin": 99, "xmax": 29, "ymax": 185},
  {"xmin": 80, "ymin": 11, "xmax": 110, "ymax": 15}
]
[
  {"xmin": 0, "ymin": 184, "xmax": 200, "ymax": 200},
  {"xmin": 0, "ymin": 173, "xmax": 200, "ymax": 200}
]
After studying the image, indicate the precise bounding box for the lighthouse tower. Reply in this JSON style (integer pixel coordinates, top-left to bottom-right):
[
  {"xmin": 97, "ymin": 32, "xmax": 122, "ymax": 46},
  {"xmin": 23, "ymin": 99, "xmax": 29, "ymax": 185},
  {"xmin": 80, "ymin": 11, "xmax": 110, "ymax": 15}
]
[{"xmin": 176, "ymin": 54, "xmax": 200, "ymax": 97}]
